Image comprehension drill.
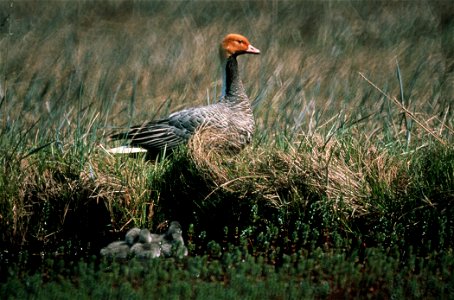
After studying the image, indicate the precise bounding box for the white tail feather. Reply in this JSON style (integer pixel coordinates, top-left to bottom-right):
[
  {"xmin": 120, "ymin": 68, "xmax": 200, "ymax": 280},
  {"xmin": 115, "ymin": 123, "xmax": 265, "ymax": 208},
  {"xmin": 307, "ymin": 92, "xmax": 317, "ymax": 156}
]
[{"xmin": 105, "ymin": 146, "xmax": 147, "ymax": 154}]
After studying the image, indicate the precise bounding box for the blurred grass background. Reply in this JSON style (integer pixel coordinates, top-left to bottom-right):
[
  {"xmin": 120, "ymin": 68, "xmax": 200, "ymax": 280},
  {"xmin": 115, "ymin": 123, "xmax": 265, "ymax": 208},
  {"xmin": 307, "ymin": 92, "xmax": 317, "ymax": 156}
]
[
  {"xmin": 1, "ymin": 0, "xmax": 452, "ymax": 141},
  {"xmin": 0, "ymin": 1, "xmax": 453, "ymax": 297}
]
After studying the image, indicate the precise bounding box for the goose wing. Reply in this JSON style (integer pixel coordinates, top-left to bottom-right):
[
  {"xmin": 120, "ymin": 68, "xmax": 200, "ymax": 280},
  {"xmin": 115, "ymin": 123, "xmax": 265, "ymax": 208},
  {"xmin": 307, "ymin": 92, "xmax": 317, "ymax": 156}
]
[{"xmin": 110, "ymin": 106, "xmax": 211, "ymax": 151}]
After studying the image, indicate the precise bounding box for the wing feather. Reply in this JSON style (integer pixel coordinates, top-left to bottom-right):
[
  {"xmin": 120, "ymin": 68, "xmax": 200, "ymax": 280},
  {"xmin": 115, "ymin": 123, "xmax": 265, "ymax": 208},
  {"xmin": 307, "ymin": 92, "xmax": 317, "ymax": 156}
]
[{"xmin": 110, "ymin": 106, "xmax": 213, "ymax": 152}]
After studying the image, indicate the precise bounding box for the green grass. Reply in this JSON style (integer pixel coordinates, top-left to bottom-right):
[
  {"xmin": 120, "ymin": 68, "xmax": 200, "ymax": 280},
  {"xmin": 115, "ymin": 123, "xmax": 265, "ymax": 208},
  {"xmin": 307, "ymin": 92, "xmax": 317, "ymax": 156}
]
[
  {"xmin": 0, "ymin": 0, "xmax": 453, "ymax": 298},
  {"xmin": 2, "ymin": 246, "xmax": 453, "ymax": 299}
]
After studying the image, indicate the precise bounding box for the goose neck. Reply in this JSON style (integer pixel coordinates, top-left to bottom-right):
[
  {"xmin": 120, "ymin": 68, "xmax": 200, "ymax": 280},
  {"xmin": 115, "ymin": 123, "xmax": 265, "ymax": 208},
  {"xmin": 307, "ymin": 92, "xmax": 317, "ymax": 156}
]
[{"xmin": 221, "ymin": 56, "xmax": 246, "ymax": 100}]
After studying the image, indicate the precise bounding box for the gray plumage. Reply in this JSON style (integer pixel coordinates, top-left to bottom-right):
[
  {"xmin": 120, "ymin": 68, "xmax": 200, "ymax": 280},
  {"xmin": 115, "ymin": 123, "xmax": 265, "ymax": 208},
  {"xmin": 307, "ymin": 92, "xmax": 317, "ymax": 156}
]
[
  {"xmin": 138, "ymin": 228, "xmax": 152, "ymax": 243},
  {"xmin": 100, "ymin": 221, "xmax": 188, "ymax": 259},
  {"xmin": 130, "ymin": 229, "xmax": 161, "ymax": 259},
  {"xmin": 160, "ymin": 221, "xmax": 188, "ymax": 258},
  {"xmin": 125, "ymin": 227, "xmax": 141, "ymax": 246},
  {"xmin": 100, "ymin": 241, "xmax": 130, "ymax": 259},
  {"xmin": 109, "ymin": 34, "xmax": 260, "ymax": 155}
]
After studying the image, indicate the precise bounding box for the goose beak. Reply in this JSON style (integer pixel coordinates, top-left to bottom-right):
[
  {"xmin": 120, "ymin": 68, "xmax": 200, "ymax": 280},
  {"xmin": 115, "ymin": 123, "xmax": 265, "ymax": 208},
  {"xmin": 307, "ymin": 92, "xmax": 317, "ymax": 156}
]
[{"xmin": 246, "ymin": 44, "xmax": 260, "ymax": 54}]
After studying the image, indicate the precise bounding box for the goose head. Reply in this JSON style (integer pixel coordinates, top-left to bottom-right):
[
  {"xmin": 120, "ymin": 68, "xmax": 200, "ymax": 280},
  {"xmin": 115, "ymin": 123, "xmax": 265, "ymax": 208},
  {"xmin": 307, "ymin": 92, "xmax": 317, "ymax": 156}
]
[{"xmin": 220, "ymin": 33, "xmax": 260, "ymax": 59}]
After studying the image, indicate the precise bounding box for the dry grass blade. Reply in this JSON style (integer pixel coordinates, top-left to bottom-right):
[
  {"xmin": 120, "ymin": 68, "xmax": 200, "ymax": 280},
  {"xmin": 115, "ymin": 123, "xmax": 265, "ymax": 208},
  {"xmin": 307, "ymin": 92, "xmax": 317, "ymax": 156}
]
[
  {"xmin": 359, "ymin": 72, "xmax": 447, "ymax": 145},
  {"xmin": 188, "ymin": 123, "xmax": 246, "ymax": 183}
]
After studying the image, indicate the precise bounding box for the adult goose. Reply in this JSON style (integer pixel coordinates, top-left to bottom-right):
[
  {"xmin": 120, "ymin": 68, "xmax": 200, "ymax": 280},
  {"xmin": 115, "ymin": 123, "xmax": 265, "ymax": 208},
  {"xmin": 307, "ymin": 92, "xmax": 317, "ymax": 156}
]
[{"xmin": 108, "ymin": 33, "xmax": 260, "ymax": 156}]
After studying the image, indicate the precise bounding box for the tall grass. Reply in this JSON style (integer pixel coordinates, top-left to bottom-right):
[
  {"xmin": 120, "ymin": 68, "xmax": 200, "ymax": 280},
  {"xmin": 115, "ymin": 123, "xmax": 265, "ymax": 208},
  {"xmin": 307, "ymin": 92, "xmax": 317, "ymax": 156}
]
[{"xmin": 0, "ymin": 0, "xmax": 453, "ymax": 296}]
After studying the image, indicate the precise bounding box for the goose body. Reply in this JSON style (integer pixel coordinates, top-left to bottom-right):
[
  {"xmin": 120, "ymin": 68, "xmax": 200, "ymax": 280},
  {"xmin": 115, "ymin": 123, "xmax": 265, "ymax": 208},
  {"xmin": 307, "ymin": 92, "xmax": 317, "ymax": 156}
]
[
  {"xmin": 100, "ymin": 241, "xmax": 130, "ymax": 259},
  {"xmin": 109, "ymin": 33, "xmax": 260, "ymax": 155}
]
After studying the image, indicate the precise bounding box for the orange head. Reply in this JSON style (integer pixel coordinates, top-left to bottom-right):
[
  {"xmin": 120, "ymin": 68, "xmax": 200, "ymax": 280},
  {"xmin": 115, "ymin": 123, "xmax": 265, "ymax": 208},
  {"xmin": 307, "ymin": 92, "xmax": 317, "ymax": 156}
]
[{"xmin": 219, "ymin": 33, "xmax": 260, "ymax": 59}]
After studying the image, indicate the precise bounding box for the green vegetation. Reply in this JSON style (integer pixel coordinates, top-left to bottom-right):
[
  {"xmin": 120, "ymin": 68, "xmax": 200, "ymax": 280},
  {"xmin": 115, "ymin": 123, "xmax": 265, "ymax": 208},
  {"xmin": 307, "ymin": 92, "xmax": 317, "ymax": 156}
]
[
  {"xmin": 0, "ymin": 1, "xmax": 453, "ymax": 298},
  {"xmin": 2, "ymin": 247, "xmax": 453, "ymax": 299}
]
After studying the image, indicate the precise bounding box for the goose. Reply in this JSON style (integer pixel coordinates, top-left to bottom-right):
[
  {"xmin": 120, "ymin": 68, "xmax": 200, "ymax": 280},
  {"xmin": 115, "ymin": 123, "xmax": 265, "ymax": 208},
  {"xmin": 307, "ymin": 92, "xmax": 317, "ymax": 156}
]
[
  {"xmin": 125, "ymin": 227, "xmax": 141, "ymax": 246},
  {"xmin": 100, "ymin": 240, "xmax": 130, "ymax": 259},
  {"xmin": 101, "ymin": 222, "xmax": 188, "ymax": 259},
  {"xmin": 100, "ymin": 227, "xmax": 141, "ymax": 258},
  {"xmin": 159, "ymin": 221, "xmax": 188, "ymax": 258},
  {"xmin": 130, "ymin": 241, "xmax": 162, "ymax": 259},
  {"xmin": 108, "ymin": 33, "xmax": 260, "ymax": 156},
  {"xmin": 130, "ymin": 229, "xmax": 162, "ymax": 258}
]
